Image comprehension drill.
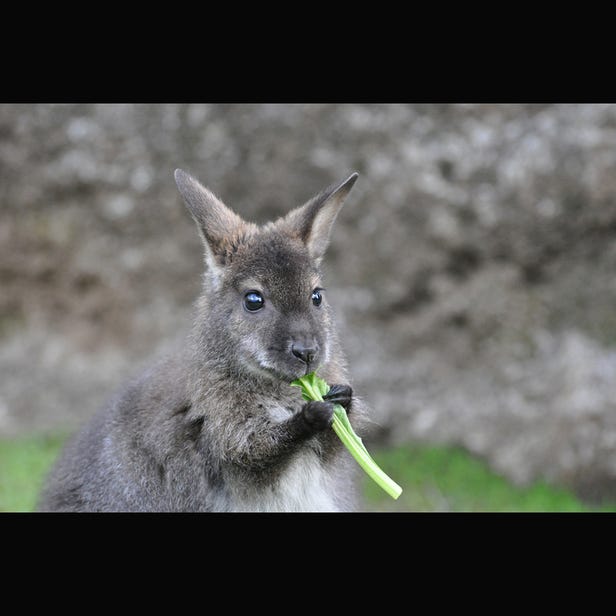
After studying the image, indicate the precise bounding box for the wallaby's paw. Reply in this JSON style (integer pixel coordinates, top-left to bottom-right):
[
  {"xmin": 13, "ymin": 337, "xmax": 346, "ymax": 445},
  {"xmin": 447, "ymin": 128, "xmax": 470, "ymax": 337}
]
[
  {"xmin": 323, "ymin": 384, "xmax": 353, "ymax": 413},
  {"xmin": 302, "ymin": 400, "xmax": 335, "ymax": 431}
]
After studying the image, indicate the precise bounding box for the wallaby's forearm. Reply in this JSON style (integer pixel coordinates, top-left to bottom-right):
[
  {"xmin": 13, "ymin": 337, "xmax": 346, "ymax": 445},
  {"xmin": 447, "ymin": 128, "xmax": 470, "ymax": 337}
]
[{"xmin": 227, "ymin": 400, "xmax": 336, "ymax": 471}]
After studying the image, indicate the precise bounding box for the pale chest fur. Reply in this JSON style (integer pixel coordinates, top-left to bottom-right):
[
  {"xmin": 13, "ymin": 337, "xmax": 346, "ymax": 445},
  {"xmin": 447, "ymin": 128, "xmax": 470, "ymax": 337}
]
[{"xmin": 229, "ymin": 447, "xmax": 339, "ymax": 512}]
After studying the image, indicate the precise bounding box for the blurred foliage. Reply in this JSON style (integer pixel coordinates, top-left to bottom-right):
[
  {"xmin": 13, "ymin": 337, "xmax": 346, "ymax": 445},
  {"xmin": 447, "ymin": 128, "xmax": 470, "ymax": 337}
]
[
  {"xmin": 0, "ymin": 434, "xmax": 66, "ymax": 512},
  {"xmin": 363, "ymin": 444, "xmax": 616, "ymax": 512},
  {"xmin": 1, "ymin": 434, "xmax": 614, "ymax": 512}
]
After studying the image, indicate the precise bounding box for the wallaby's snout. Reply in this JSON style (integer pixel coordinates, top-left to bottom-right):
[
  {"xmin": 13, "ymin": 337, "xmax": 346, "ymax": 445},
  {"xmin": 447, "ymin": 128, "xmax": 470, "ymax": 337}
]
[{"xmin": 291, "ymin": 339, "xmax": 319, "ymax": 370}]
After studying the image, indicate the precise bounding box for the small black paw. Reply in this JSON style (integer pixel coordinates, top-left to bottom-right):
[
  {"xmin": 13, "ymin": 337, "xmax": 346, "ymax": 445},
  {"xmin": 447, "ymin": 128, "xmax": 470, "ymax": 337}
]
[
  {"xmin": 302, "ymin": 400, "xmax": 335, "ymax": 432},
  {"xmin": 323, "ymin": 384, "xmax": 353, "ymax": 413}
]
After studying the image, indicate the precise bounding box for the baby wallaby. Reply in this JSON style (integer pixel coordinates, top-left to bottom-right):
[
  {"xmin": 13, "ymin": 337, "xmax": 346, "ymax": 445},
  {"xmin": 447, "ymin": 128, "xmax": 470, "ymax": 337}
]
[{"xmin": 38, "ymin": 169, "xmax": 368, "ymax": 511}]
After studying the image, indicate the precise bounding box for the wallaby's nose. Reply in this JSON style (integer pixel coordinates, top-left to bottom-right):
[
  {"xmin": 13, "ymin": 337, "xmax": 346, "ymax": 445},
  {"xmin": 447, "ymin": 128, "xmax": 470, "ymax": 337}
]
[{"xmin": 291, "ymin": 342, "xmax": 318, "ymax": 366}]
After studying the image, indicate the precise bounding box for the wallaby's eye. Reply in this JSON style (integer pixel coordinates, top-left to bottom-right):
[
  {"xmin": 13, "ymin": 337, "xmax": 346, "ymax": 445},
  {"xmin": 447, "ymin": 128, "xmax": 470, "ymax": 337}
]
[
  {"xmin": 311, "ymin": 288, "xmax": 323, "ymax": 307},
  {"xmin": 244, "ymin": 291, "xmax": 265, "ymax": 312}
]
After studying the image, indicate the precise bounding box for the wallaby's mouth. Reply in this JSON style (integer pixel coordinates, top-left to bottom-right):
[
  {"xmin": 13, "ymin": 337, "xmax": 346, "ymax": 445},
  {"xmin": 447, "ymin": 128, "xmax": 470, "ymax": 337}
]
[
  {"xmin": 240, "ymin": 338, "xmax": 325, "ymax": 383},
  {"xmin": 248, "ymin": 356, "xmax": 321, "ymax": 384},
  {"xmin": 241, "ymin": 348, "xmax": 317, "ymax": 383}
]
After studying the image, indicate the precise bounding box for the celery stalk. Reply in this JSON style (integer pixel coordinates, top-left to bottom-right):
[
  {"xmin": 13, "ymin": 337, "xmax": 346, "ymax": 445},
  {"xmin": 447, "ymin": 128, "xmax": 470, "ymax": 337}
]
[{"xmin": 291, "ymin": 372, "xmax": 402, "ymax": 500}]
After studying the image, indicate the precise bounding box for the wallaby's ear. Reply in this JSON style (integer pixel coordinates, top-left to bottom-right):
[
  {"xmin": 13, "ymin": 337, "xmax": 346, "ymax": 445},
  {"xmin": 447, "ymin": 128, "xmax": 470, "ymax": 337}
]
[
  {"xmin": 174, "ymin": 169, "xmax": 246, "ymax": 277},
  {"xmin": 282, "ymin": 172, "xmax": 359, "ymax": 263}
]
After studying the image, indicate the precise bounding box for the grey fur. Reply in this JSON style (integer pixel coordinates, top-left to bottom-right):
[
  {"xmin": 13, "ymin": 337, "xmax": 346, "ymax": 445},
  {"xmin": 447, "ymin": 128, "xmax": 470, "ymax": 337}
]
[{"xmin": 37, "ymin": 169, "xmax": 367, "ymax": 512}]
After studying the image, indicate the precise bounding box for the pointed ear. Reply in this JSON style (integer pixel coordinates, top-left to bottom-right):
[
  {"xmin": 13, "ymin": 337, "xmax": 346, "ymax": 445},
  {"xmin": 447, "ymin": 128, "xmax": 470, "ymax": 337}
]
[
  {"xmin": 282, "ymin": 172, "xmax": 359, "ymax": 263},
  {"xmin": 174, "ymin": 169, "xmax": 246, "ymax": 277}
]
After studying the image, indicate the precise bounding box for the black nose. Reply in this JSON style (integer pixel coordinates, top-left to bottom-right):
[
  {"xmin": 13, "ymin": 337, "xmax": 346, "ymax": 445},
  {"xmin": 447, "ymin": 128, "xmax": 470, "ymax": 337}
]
[{"xmin": 291, "ymin": 342, "xmax": 318, "ymax": 365}]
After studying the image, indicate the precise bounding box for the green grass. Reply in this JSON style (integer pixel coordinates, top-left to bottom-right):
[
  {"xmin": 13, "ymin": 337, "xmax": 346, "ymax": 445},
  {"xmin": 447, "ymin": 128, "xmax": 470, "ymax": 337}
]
[
  {"xmin": 362, "ymin": 444, "xmax": 616, "ymax": 512},
  {"xmin": 1, "ymin": 434, "xmax": 614, "ymax": 512},
  {"xmin": 0, "ymin": 434, "xmax": 66, "ymax": 512}
]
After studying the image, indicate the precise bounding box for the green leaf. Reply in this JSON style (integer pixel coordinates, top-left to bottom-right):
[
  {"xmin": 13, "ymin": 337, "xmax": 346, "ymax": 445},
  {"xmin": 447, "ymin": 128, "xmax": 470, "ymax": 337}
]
[{"xmin": 290, "ymin": 371, "xmax": 329, "ymax": 402}]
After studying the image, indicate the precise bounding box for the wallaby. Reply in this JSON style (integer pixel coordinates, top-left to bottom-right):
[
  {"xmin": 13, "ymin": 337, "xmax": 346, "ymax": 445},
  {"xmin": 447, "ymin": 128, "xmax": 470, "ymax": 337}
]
[{"xmin": 37, "ymin": 169, "xmax": 369, "ymax": 512}]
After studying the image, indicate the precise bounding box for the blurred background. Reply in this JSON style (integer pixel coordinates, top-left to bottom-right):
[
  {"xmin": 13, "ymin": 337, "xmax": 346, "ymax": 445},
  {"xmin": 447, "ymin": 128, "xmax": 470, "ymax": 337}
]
[{"xmin": 2, "ymin": 103, "xmax": 616, "ymax": 511}]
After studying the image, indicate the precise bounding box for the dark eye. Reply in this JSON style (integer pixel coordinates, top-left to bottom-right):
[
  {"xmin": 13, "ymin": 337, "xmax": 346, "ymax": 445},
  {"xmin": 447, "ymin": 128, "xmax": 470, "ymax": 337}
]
[
  {"xmin": 244, "ymin": 291, "xmax": 265, "ymax": 312},
  {"xmin": 311, "ymin": 289, "xmax": 323, "ymax": 307}
]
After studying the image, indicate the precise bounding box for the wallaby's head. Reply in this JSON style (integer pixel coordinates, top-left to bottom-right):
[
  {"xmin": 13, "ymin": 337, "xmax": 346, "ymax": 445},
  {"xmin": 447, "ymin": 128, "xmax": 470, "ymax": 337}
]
[{"xmin": 175, "ymin": 169, "xmax": 358, "ymax": 382}]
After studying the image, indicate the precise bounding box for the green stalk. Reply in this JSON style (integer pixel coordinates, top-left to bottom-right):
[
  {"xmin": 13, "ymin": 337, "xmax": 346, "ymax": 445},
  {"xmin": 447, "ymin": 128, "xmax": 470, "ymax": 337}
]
[
  {"xmin": 291, "ymin": 372, "xmax": 402, "ymax": 500},
  {"xmin": 331, "ymin": 407, "xmax": 402, "ymax": 500}
]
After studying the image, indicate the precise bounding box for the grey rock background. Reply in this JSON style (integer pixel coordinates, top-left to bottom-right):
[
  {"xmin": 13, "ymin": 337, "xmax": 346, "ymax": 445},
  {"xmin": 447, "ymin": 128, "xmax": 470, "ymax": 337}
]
[{"xmin": 2, "ymin": 103, "xmax": 616, "ymax": 502}]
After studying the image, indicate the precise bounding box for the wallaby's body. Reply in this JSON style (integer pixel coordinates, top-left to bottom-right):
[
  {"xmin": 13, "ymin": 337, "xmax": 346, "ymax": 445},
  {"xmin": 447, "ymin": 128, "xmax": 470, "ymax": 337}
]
[{"xmin": 38, "ymin": 169, "xmax": 367, "ymax": 512}]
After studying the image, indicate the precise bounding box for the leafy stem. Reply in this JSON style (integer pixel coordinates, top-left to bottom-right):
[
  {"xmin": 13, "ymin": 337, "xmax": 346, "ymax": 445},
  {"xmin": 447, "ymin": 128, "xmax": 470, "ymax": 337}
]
[{"xmin": 291, "ymin": 372, "xmax": 402, "ymax": 500}]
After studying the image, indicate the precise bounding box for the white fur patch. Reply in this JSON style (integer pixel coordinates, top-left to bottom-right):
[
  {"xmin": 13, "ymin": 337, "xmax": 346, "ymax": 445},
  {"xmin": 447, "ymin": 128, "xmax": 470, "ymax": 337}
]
[
  {"xmin": 267, "ymin": 404, "xmax": 293, "ymax": 423},
  {"xmin": 242, "ymin": 335, "xmax": 277, "ymax": 375},
  {"xmin": 231, "ymin": 448, "xmax": 339, "ymax": 512}
]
